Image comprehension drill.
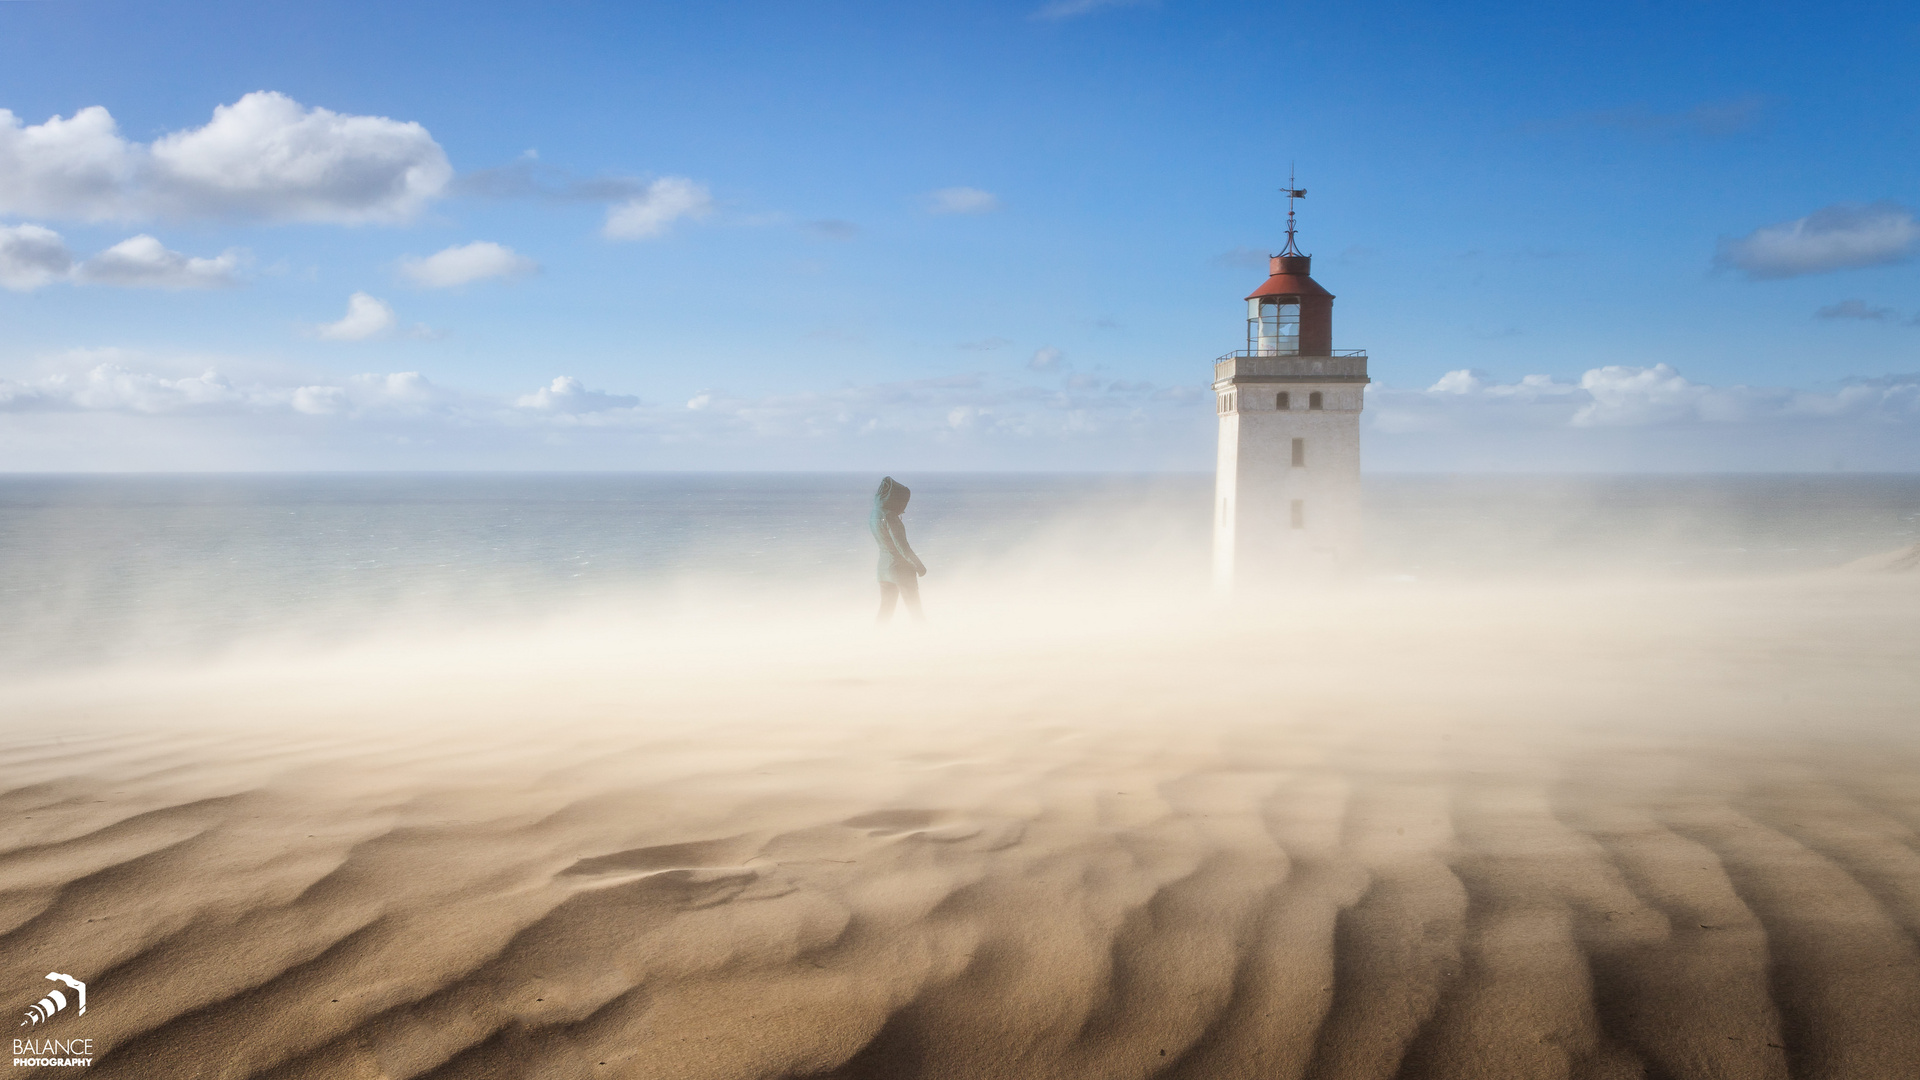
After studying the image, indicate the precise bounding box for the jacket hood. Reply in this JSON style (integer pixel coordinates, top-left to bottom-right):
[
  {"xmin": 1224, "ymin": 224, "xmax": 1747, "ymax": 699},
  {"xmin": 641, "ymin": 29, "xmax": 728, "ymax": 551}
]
[{"xmin": 875, "ymin": 476, "xmax": 910, "ymax": 514}]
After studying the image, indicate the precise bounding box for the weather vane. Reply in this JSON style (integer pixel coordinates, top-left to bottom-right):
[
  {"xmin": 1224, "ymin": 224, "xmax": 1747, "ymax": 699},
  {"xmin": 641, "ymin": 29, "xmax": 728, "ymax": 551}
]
[{"xmin": 1279, "ymin": 165, "xmax": 1307, "ymax": 257}]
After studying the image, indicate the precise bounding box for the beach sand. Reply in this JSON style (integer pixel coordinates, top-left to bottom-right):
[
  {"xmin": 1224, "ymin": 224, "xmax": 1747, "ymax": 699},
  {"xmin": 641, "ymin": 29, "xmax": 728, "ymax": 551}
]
[{"xmin": 2, "ymin": 563, "xmax": 1918, "ymax": 1079}]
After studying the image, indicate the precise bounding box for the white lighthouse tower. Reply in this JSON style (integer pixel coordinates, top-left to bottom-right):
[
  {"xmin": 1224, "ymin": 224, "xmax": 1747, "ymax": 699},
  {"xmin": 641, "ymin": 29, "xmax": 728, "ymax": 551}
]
[{"xmin": 1213, "ymin": 184, "xmax": 1367, "ymax": 587}]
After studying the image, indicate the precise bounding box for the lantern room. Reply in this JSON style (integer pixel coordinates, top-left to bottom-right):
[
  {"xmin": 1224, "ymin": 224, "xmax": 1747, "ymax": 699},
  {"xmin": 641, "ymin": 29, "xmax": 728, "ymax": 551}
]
[{"xmin": 1244, "ymin": 253, "xmax": 1333, "ymax": 356}]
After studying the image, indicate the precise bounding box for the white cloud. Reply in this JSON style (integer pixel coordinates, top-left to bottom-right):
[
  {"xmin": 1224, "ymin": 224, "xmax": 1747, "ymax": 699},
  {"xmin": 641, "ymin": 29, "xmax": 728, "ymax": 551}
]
[
  {"xmin": 0, "ymin": 106, "xmax": 138, "ymax": 220},
  {"xmin": 341, "ymin": 371, "xmax": 445, "ymax": 409},
  {"xmin": 1029, "ymin": 346, "xmax": 1065, "ymax": 371},
  {"xmin": 513, "ymin": 376, "xmax": 639, "ymax": 413},
  {"xmin": 291, "ymin": 385, "xmax": 349, "ymax": 415},
  {"xmin": 75, "ymin": 234, "xmax": 242, "ymax": 289},
  {"xmin": 1428, "ymin": 369, "xmax": 1484, "ymax": 394},
  {"xmin": 603, "ymin": 177, "xmax": 713, "ymax": 240},
  {"xmin": 1572, "ymin": 363, "xmax": 1718, "ymax": 426},
  {"xmin": 927, "ymin": 186, "xmax": 1001, "ymax": 215},
  {"xmin": 314, "ymin": 292, "xmax": 398, "ymax": 341},
  {"xmin": 0, "ymin": 92, "xmax": 450, "ymax": 223},
  {"xmin": 2, "ymin": 224, "xmax": 240, "ymax": 290},
  {"xmin": 287, "ymin": 375, "xmax": 445, "ymax": 415},
  {"xmin": 147, "ymin": 92, "xmax": 450, "ymax": 222},
  {"xmin": 1428, "ymin": 369, "xmax": 1579, "ymax": 398},
  {"xmin": 0, "ymin": 223, "xmax": 74, "ymax": 290},
  {"xmin": 398, "ymin": 241, "xmax": 537, "ymax": 288},
  {"xmin": 1715, "ymin": 202, "xmax": 1920, "ymax": 280}
]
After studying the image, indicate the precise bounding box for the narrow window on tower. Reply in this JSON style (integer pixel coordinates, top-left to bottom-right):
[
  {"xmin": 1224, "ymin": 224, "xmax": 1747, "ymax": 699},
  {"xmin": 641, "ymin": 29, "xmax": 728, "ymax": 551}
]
[
  {"xmin": 1309, "ymin": 391, "xmax": 1324, "ymax": 410},
  {"xmin": 1290, "ymin": 500, "xmax": 1305, "ymax": 529},
  {"xmin": 1291, "ymin": 437, "xmax": 1305, "ymax": 467},
  {"xmin": 1276, "ymin": 391, "xmax": 1290, "ymax": 410}
]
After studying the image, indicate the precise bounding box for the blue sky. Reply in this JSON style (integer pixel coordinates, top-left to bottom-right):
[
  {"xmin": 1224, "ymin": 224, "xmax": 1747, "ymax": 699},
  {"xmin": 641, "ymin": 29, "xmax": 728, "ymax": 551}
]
[{"xmin": 1, "ymin": 0, "xmax": 1916, "ymax": 470}]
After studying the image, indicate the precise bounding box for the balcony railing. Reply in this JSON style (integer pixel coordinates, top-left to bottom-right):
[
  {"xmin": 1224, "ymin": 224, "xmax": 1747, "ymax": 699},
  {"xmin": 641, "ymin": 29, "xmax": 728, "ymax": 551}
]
[{"xmin": 1215, "ymin": 348, "xmax": 1367, "ymax": 363}]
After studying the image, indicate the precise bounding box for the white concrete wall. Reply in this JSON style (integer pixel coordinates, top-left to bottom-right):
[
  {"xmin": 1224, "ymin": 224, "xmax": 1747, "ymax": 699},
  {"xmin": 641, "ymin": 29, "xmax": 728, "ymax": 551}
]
[
  {"xmin": 1213, "ymin": 406, "xmax": 1242, "ymax": 588},
  {"xmin": 1213, "ymin": 381, "xmax": 1363, "ymax": 586}
]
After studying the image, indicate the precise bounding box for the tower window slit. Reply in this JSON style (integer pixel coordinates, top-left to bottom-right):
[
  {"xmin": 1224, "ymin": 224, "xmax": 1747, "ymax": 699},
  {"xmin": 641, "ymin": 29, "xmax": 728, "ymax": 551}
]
[
  {"xmin": 1309, "ymin": 391, "xmax": 1323, "ymax": 410},
  {"xmin": 1276, "ymin": 391, "xmax": 1290, "ymax": 410},
  {"xmin": 1291, "ymin": 437, "xmax": 1305, "ymax": 467},
  {"xmin": 1290, "ymin": 500, "xmax": 1305, "ymax": 529}
]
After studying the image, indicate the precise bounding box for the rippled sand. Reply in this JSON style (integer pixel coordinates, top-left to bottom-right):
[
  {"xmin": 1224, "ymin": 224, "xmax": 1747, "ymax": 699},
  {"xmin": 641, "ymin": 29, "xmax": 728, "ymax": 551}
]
[{"xmin": 2, "ymin": 565, "xmax": 1917, "ymax": 1079}]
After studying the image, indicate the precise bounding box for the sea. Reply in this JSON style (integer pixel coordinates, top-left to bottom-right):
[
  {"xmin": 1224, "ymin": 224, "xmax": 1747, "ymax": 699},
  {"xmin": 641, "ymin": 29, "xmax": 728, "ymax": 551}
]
[{"xmin": 1, "ymin": 473, "xmax": 1916, "ymax": 673}]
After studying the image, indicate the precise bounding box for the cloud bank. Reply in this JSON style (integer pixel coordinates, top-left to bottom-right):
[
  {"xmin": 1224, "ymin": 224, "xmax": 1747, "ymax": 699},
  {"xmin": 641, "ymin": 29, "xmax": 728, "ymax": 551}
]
[
  {"xmin": 0, "ymin": 353, "xmax": 1214, "ymax": 469},
  {"xmin": 0, "ymin": 92, "xmax": 451, "ymax": 223},
  {"xmin": 1390, "ymin": 363, "xmax": 1920, "ymax": 427},
  {"xmin": 1362, "ymin": 366, "xmax": 1920, "ymax": 471},
  {"xmin": 0, "ymin": 362, "xmax": 451, "ymax": 417},
  {"xmin": 1, "ymin": 353, "xmax": 1916, "ymax": 471}
]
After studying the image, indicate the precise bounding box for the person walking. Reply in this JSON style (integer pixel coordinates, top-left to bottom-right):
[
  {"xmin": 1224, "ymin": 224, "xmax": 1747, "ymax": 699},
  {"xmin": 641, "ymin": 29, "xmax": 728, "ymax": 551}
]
[{"xmin": 870, "ymin": 476, "xmax": 926, "ymax": 622}]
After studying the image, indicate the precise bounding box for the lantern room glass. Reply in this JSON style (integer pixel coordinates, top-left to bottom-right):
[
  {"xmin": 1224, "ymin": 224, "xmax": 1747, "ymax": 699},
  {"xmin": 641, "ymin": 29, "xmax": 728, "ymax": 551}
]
[{"xmin": 1248, "ymin": 296, "xmax": 1300, "ymax": 355}]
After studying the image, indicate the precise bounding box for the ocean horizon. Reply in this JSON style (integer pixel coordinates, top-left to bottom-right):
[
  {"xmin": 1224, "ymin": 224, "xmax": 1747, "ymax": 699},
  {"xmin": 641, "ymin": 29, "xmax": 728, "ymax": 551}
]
[{"xmin": 2, "ymin": 471, "xmax": 1915, "ymax": 673}]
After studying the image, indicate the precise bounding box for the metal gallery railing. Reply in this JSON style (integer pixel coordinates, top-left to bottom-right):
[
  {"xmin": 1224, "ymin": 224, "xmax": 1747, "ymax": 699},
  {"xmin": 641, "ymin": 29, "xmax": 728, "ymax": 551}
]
[{"xmin": 1215, "ymin": 348, "xmax": 1368, "ymax": 363}]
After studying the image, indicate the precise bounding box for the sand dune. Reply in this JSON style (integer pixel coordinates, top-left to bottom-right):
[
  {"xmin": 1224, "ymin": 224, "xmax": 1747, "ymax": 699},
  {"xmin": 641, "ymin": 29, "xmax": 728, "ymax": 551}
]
[{"xmin": 2, "ymin": 568, "xmax": 1918, "ymax": 1079}]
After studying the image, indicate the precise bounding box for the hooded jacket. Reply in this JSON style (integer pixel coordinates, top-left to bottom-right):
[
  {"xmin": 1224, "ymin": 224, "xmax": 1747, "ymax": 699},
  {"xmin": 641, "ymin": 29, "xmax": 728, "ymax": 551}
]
[{"xmin": 869, "ymin": 476, "xmax": 925, "ymax": 584}]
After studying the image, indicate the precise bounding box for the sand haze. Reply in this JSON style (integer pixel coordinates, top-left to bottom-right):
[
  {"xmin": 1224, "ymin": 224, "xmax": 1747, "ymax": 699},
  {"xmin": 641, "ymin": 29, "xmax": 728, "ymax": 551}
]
[{"xmin": 2, "ymin": 501, "xmax": 1918, "ymax": 1078}]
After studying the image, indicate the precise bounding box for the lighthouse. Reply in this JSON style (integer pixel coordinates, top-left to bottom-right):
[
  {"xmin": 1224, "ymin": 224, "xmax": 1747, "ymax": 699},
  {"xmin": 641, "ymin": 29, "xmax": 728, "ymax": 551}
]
[{"xmin": 1213, "ymin": 185, "xmax": 1367, "ymax": 587}]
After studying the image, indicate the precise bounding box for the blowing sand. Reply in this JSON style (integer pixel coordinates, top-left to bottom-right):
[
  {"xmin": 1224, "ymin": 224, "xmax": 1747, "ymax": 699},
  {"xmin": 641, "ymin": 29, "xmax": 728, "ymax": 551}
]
[{"xmin": 2, "ymin": 565, "xmax": 1918, "ymax": 1079}]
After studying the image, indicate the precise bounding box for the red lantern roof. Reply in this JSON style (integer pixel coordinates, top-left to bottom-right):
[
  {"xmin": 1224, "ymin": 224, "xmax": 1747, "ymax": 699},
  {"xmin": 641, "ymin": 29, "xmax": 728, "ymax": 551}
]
[{"xmin": 1245, "ymin": 254, "xmax": 1333, "ymax": 301}]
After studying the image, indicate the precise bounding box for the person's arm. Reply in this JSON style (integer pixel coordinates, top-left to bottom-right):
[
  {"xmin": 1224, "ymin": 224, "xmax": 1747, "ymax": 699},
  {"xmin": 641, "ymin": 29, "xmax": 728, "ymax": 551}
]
[{"xmin": 885, "ymin": 517, "xmax": 926, "ymax": 575}]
